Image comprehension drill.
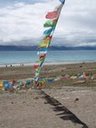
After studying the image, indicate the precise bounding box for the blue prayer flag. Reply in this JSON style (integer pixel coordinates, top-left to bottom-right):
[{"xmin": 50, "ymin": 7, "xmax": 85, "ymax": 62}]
[
  {"xmin": 59, "ymin": 0, "xmax": 65, "ymax": 4},
  {"xmin": 43, "ymin": 28, "xmax": 53, "ymax": 36}
]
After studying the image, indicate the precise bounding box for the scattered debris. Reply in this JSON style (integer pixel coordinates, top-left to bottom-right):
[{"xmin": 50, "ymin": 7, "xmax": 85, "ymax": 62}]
[{"xmin": 74, "ymin": 98, "xmax": 79, "ymax": 102}]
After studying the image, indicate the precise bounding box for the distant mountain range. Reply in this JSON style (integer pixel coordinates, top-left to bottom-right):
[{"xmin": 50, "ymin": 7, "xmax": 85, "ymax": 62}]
[{"xmin": 0, "ymin": 45, "xmax": 96, "ymax": 51}]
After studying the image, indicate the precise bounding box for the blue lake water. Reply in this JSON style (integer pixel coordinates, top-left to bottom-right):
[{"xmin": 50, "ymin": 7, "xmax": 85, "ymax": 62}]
[{"xmin": 0, "ymin": 50, "xmax": 96, "ymax": 65}]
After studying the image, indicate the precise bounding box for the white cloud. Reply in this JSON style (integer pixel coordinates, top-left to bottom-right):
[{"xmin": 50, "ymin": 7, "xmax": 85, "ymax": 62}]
[
  {"xmin": 0, "ymin": 0, "xmax": 96, "ymax": 46},
  {"xmin": 0, "ymin": 1, "xmax": 57, "ymax": 44}
]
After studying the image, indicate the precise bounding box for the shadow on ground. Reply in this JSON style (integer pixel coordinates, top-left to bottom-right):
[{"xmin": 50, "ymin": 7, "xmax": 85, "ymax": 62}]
[{"xmin": 41, "ymin": 90, "xmax": 88, "ymax": 128}]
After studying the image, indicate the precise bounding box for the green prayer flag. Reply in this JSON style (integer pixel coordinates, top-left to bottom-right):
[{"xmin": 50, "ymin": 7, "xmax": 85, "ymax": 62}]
[{"xmin": 44, "ymin": 20, "xmax": 56, "ymax": 28}]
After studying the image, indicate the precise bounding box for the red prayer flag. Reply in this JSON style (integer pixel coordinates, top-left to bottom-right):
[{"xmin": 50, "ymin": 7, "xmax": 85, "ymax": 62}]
[
  {"xmin": 43, "ymin": 36, "xmax": 52, "ymax": 41},
  {"xmin": 46, "ymin": 11, "xmax": 59, "ymax": 19},
  {"xmin": 39, "ymin": 53, "xmax": 46, "ymax": 60},
  {"xmin": 34, "ymin": 64, "xmax": 39, "ymax": 69}
]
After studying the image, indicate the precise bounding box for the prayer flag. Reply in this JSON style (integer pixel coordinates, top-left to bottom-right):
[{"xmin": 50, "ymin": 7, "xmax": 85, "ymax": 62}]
[
  {"xmin": 34, "ymin": 0, "xmax": 65, "ymax": 84},
  {"xmin": 39, "ymin": 36, "xmax": 52, "ymax": 48},
  {"xmin": 59, "ymin": 0, "xmax": 65, "ymax": 4},
  {"xmin": 46, "ymin": 11, "xmax": 59, "ymax": 19},
  {"xmin": 39, "ymin": 53, "xmax": 46, "ymax": 61},
  {"xmin": 43, "ymin": 28, "xmax": 53, "ymax": 36},
  {"xmin": 34, "ymin": 64, "xmax": 39, "ymax": 69},
  {"xmin": 44, "ymin": 20, "xmax": 56, "ymax": 28}
]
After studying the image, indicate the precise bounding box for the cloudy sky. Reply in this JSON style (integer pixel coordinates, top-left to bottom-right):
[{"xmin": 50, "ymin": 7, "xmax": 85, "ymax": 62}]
[{"xmin": 0, "ymin": 0, "xmax": 96, "ymax": 47}]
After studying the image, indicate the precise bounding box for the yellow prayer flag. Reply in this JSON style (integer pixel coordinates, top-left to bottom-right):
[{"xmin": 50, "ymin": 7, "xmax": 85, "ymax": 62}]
[{"xmin": 0, "ymin": 81, "xmax": 3, "ymax": 90}]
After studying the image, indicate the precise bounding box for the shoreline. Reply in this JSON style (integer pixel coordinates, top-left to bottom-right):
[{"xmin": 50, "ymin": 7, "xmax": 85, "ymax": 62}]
[{"xmin": 0, "ymin": 61, "xmax": 96, "ymax": 68}]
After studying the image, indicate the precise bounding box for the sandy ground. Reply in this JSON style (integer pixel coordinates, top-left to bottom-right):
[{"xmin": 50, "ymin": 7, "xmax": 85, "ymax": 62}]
[
  {"xmin": 0, "ymin": 87, "xmax": 96, "ymax": 128},
  {"xmin": 0, "ymin": 62, "xmax": 96, "ymax": 81},
  {"xmin": 0, "ymin": 62, "xmax": 96, "ymax": 128}
]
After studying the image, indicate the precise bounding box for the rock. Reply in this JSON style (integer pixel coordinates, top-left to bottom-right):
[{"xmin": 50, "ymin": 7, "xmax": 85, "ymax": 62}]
[{"xmin": 74, "ymin": 98, "xmax": 79, "ymax": 103}]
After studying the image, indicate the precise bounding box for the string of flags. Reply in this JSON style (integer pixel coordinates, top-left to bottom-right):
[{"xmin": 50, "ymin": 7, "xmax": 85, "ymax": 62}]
[
  {"xmin": 34, "ymin": 0, "xmax": 65, "ymax": 85},
  {"xmin": 0, "ymin": 71, "xmax": 96, "ymax": 91}
]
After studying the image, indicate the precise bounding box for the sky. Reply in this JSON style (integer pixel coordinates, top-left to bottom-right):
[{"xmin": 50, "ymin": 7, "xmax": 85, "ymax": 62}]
[{"xmin": 0, "ymin": 0, "xmax": 96, "ymax": 47}]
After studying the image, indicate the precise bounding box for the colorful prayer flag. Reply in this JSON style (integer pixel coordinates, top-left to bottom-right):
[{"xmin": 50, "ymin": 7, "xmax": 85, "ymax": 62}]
[
  {"xmin": 37, "ymin": 51, "xmax": 47, "ymax": 55},
  {"xmin": 46, "ymin": 11, "xmax": 59, "ymax": 19},
  {"xmin": 59, "ymin": 0, "xmax": 65, "ymax": 4},
  {"xmin": 39, "ymin": 41, "xmax": 49, "ymax": 48},
  {"xmin": 43, "ymin": 28, "xmax": 54, "ymax": 36},
  {"xmin": 44, "ymin": 20, "xmax": 56, "ymax": 28},
  {"xmin": 34, "ymin": 64, "xmax": 39, "ymax": 69},
  {"xmin": 39, "ymin": 36, "xmax": 52, "ymax": 48},
  {"xmin": 39, "ymin": 53, "xmax": 46, "ymax": 61},
  {"xmin": 34, "ymin": 0, "xmax": 65, "ymax": 84}
]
